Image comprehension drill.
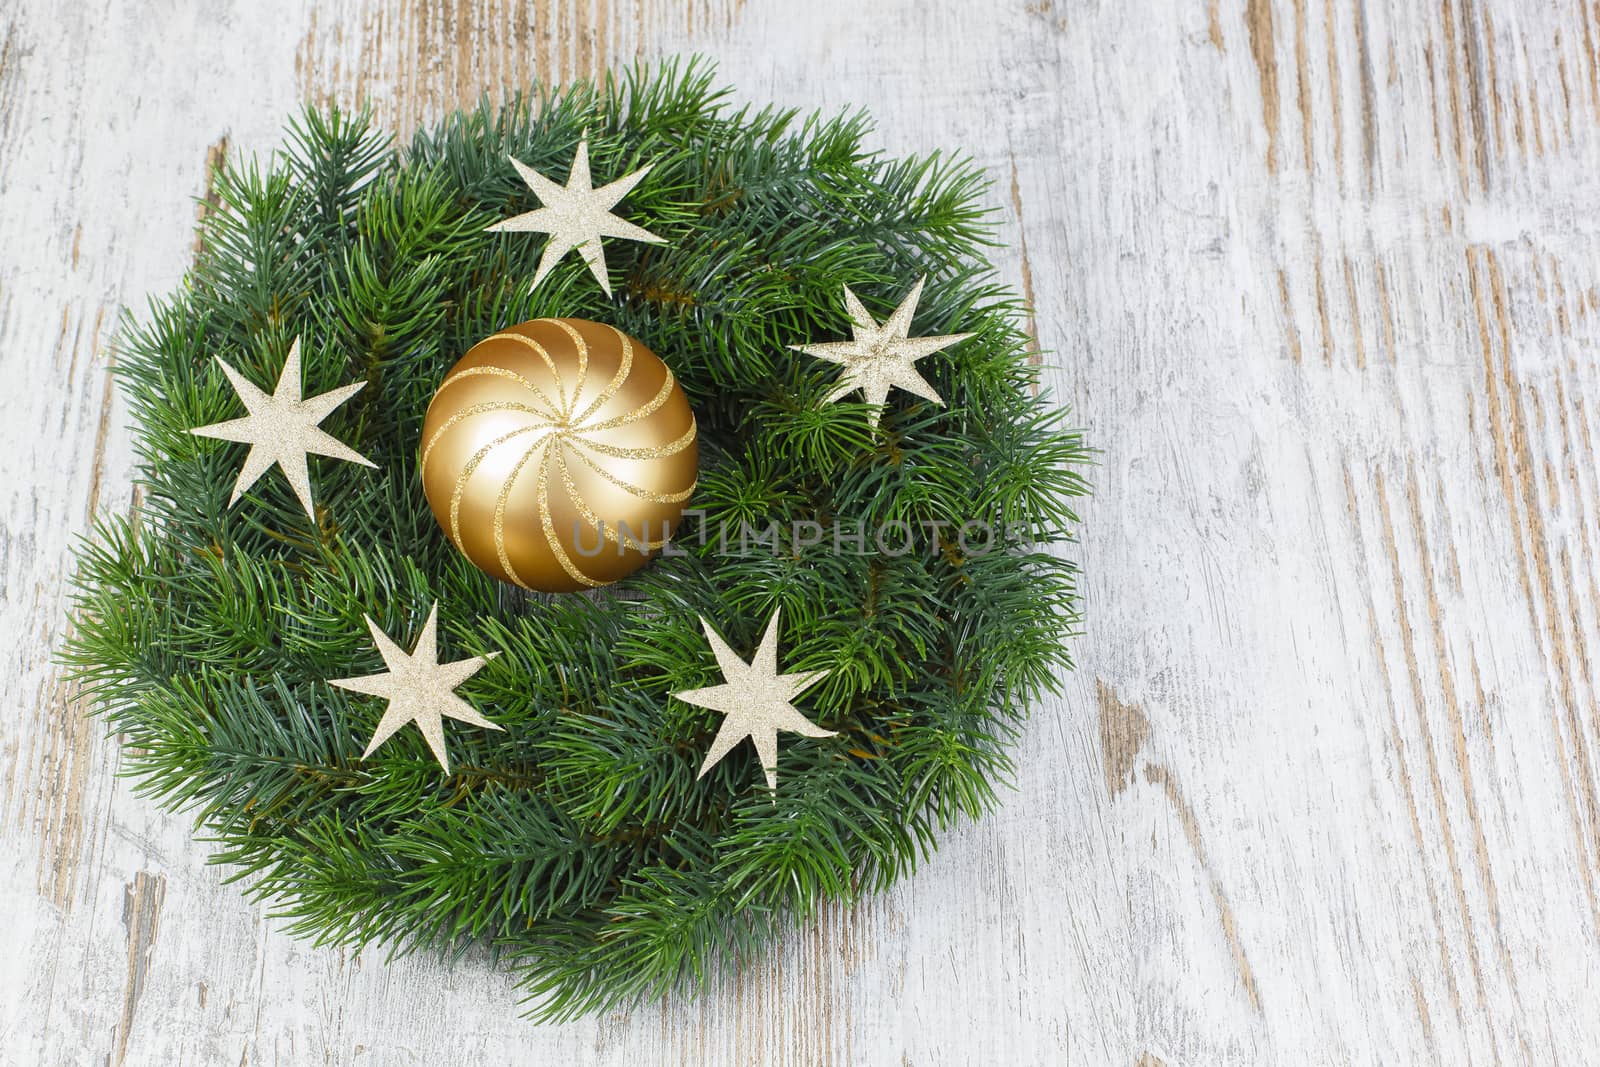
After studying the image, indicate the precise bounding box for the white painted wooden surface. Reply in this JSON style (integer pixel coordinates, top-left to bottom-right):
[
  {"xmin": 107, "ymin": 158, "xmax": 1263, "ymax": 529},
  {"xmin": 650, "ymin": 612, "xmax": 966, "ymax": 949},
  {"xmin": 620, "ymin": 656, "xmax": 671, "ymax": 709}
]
[{"xmin": 3, "ymin": 0, "xmax": 1598, "ymax": 1063}]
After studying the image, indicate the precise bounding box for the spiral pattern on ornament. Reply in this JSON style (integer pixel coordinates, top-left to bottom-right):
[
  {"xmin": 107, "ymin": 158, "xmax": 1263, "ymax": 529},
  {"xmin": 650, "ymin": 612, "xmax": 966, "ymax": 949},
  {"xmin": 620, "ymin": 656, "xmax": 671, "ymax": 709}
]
[{"xmin": 419, "ymin": 319, "xmax": 698, "ymax": 591}]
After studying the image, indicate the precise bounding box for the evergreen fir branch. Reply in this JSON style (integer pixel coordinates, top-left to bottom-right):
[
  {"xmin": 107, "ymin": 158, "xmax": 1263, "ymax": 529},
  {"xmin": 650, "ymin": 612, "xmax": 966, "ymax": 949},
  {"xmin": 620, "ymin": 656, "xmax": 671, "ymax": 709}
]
[{"xmin": 63, "ymin": 58, "xmax": 1091, "ymax": 1022}]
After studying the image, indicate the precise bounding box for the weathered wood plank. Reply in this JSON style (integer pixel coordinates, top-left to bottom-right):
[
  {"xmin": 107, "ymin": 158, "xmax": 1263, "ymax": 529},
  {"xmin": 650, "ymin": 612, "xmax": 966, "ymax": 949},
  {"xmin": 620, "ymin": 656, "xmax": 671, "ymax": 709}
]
[{"xmin": 2, "ymin": 0, "xmax": 1598, "ymax": 1063}]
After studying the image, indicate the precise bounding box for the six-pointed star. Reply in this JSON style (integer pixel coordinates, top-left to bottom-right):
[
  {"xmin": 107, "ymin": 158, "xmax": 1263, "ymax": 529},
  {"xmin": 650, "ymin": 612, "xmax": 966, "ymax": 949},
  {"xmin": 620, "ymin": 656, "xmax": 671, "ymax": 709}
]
[
  {"xmin": 329, "ymin": 603, "xmax": 503, "ymax": 774},
  {"xmin": 189, "ymin": 336, "xmax": 375, "ymax": 522},
  {"xmin": 673, "ymin": 607, "xmax": 834, "ymax": 792},
  {"xmin": 791, "ymin": 275, "xmax": 974, "ymax": 429},
  {"xmin": 486, "ymin": 135, "xmax": 665, "ymax": 296}
]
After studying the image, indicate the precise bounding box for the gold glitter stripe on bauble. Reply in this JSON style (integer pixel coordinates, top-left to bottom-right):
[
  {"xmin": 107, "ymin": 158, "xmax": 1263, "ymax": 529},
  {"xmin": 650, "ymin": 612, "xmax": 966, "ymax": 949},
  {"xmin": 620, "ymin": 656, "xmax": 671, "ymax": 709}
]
[
  {"xmin": 571, "ymin": 325, "xmax": 635, "ymax": 426},
  {"xmin": 487, "ymin": 331, "xmax": 571, "ymax": 416},
  {"xmin": 449, "ymin": 423, "xmax": 557, "ymax": 547},
  {"xmin": 538, "ymin": 443, "xmax": 602, "ymax": 587},
  {"xmin": 549, "ymin": 320, "xmax": 591, "ymax": 417},
  {"xmin": 554, "ymin": 453, "xmax": 672, "ymax": 550},
  {"xmin": 567, "ymin": 441, "xmax": 697, "ymax": 504},
  {"xmin": 575, "ymin": 421, "xmax": 697, "ymax": 460},
  {"xmin": 419, "ymin": 400, "xmax": 552, "ymax": 473},
  {"xmin": 434, "ymin": 364, "xmax": 563, "ymax": 420},
  {"xmin": 581, "ymin": 368, "xmax": 677, "ymax": 433},
  {"xmin": 491, "ymin": 432, "xmax": 552, "ymax": 590}
]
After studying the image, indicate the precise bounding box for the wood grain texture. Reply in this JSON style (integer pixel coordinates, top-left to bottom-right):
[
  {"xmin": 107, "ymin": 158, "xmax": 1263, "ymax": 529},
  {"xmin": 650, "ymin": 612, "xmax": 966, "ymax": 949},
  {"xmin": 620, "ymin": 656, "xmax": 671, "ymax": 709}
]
[{"xmin": 2, "ymin": 0, "xmax": 1598, "ymax": 1062}]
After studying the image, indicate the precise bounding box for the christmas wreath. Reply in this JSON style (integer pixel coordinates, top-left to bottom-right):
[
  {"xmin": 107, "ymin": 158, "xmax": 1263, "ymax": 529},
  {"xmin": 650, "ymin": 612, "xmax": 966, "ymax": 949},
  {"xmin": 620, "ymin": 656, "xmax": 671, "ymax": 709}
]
[{"xmin": 65, "ymin": 61, "xmax": 1088, "ymax": 1020}]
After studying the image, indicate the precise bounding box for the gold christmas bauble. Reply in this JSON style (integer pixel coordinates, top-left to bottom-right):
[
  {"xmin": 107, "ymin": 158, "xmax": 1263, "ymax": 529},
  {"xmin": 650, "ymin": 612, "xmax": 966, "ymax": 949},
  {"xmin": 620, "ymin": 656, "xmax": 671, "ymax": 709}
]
[{"xmin": 420, "ymin": 318, "xmax": 698, "ymax": 592}]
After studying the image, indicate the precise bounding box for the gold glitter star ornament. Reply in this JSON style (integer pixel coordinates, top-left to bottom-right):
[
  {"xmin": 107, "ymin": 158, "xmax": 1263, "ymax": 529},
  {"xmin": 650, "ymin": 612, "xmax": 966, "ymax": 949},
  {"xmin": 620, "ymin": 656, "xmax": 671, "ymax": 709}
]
[
  {"xmin": 486, "ymin": 135, "xmax": 666, "ymax": 296},
  {"xmin": 791, "ymin": 276, "xmax": 974, "ymax": 430},
  {"xmin": 328, "ymin": 602, "xmax": 503, "ymax": 773},
  {"xmin": 188, "ymin": 336, "xmax": 376, "ymax": 522},
  {"xmin": 674, "ymin": 608, "xmax": 835, "ymax": 792}
]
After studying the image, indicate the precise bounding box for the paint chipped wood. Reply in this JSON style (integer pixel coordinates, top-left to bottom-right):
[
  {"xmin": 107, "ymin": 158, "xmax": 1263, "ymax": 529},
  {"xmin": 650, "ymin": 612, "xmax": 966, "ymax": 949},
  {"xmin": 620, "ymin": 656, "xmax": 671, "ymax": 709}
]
[{"xmin": 2, "ymin": 0, "xmax": 1599, "ymax": 1063}]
